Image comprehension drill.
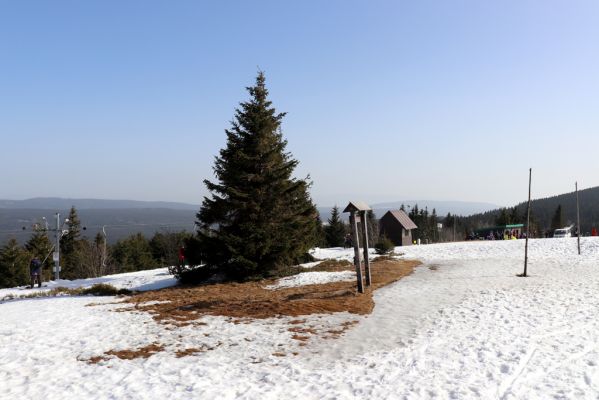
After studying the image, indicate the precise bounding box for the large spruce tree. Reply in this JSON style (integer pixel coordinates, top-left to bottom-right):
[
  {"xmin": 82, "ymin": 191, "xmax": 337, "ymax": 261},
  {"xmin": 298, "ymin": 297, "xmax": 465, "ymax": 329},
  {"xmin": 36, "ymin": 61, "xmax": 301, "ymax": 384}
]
[{"xmin": 197, "ymin": 72, "xmax": 317, "ymax": 279}]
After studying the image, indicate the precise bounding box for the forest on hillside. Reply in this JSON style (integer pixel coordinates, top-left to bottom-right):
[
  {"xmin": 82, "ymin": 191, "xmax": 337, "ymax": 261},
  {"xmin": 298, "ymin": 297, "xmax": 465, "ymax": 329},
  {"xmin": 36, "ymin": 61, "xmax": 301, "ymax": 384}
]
[{"xmin": 458, "ymin": 186, "xmax": 599, "ymax": 237}]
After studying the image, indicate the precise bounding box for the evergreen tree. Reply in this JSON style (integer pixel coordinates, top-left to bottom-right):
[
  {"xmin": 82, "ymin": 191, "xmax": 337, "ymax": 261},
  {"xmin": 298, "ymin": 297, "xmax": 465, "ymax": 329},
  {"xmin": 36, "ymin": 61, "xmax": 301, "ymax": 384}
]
[
  {"xmin": 366, "ymin": 210, "xmax": 379, "ymax": 247},
  {"xmin": 60, "ymin": 206, "xmax": 83, "ymax": 279},
  {"xmin": 150, "ymin": 231, "xmax": 191, "ymax": 267},
  {"xmin": 25, "ymin": 230, "xmax": 53, "ymax": 275},
  {"xmin": 196, "ymin": 72, "xmax": 318, "ymax": 279},
  {"xmin": 325, "ymin": 206, "xmax": 346, "ymax": 247},
  {"xmin": 509, "ymin": 207, "xmax": 521, "ymax": 224},
  {"xmin": 445, "ymin": 212, "xmax": 453, "ymax": 228},
  {"xmin": 430, "ymin": 208, "xmax": 438, "ymax": 243},
  {"xmin": 314, "ymin": 214, "xmax": 327, "ymax": 247},
  {"xmin": 495, "ymin": 208, "xmax": 509, "ymax": 226},
  {"xmin": 61, "ymin": 206, "xmax": 81, "ymax": 256},
  {"xmin": 111, "ymin": 233, "xmax": 158, "ymax": 273},
  {"xmin": 550, "ymin": 204, "xmax": 564, "ymax": 231},
  {"xmin": 0, "ymin": 238, "xmax": 31, "ymax": 288}
]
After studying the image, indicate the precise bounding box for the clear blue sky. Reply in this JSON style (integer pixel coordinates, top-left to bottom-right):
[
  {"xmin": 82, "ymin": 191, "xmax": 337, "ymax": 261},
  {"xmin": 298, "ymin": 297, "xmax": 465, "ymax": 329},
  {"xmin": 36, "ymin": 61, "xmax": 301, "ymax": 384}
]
[{"xmin": 1, "ymin": 1, "xmax": 598, "ymax": 207}]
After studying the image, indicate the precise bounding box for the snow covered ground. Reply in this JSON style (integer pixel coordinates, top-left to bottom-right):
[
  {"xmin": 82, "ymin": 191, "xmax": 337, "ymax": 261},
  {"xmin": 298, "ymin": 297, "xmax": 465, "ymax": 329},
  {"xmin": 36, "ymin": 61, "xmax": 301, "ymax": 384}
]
[
  {"xmin": 0, "ymin": 268, "xmax": 178, "ymax": 301},
  {"xmin": 1, "ymin": 238, "xmax": 599, "ymax": 399}
]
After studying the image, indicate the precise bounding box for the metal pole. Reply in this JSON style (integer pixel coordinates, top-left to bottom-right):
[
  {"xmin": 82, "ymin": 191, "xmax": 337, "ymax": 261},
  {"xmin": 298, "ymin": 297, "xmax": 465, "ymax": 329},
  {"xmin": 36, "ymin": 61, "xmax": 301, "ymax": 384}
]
[
  {"xmin": 349, "ymin": 211, "xmax": 364, "ymax": 293},
  {"xmin": 576, "ymin": 182, "xmax": 581, "ymax": 255},
  {"xmin": 522, "ymin": 168, "xmax": 532, "ymax": 277},
  {"xmin": 102, "ymin": 225, "xmax": 107, "ymax": 267},
  {"xmin": 54, "ymin": 213, "xmax": 61, "ymax": 280}
]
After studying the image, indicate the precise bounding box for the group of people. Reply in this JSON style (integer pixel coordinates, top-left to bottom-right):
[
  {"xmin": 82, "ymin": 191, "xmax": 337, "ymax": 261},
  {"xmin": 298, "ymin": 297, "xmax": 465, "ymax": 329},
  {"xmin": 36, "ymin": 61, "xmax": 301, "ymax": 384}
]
[{"xmin": 484, "ymin": 230, "xmax": 526, "ymax": 240}]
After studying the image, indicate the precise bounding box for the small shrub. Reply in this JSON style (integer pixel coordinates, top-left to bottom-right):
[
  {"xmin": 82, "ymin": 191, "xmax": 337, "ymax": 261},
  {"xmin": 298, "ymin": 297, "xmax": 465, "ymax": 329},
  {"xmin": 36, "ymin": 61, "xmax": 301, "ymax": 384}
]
[
  {"xmin": 311, "ymin": 259, "xmax": 353, "ymax": 272},
  {"xmin": 374, "ymin": 235, "xmax": 395, "ymax": 255},
  {"xmin": 178, "ymin": 265, "xmax": 218, "ymax": 285},
  {"xmin": 81, "ymin": 283, "xmax": 131, "ymax": 296}
]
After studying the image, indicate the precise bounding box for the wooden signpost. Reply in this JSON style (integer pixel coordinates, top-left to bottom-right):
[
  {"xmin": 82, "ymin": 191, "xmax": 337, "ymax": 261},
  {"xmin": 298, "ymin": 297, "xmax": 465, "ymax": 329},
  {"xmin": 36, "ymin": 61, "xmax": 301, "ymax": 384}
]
[{"xmin": 343, "ymin": 201, "xmax": 372, "ymax": 293}]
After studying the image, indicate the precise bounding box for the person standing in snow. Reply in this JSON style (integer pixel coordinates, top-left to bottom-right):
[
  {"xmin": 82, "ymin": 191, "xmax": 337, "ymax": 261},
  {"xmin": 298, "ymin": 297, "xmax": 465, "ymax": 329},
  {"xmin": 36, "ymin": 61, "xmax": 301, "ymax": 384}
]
[
  {"xmin": 344, "ymin": 234, "xmax": 353, "ymax": 248},
  {"xmin": 178, "ymin": 246, "xmax": 186, "ymax": 268},
  {"xmin": 29, "ymin": 257, "xmax": 42, "ymax": 288}
]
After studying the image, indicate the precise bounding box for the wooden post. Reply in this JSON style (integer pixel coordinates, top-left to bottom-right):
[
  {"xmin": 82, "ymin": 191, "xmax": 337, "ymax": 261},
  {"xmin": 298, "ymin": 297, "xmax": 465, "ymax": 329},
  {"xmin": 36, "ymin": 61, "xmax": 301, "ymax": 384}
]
[
  {"xmin": 522, "ymin": 168, "xmax": 532, "ymax": 277},
  {"xmin": 349, "ymin": 211, "xmax": 364, "ymax": 293},
  {"xmin": 359, "ymin": 210, "xmax": 371, "ymax": 287},
  {"xmin": 576, "ymin": 181, "xmax": 581, "ymax": 255}
]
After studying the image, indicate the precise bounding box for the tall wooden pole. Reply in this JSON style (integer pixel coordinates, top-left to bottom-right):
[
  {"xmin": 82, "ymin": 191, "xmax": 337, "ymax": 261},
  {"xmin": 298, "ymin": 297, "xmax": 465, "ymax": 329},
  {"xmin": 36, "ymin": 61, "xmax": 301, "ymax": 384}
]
[
  {"xmin": 576, "ymin": 181, "xmax": 581, "ymax": 255},
  {"xmin": 522, "ymin": 168, "xmax": 532, "ymax": 277},
  {"xmin": 359, "ymin": 211, "xmax": 371, "ymax": 287},
  {"xmin": 349, "ymin": 211, "xmax": 364, "ymax": 293}
]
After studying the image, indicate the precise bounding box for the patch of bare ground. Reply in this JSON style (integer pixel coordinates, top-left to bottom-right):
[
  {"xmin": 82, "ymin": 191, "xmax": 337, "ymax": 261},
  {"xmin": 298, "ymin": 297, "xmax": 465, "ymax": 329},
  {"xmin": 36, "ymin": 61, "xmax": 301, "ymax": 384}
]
[
  {"xmin": 122, "ymin": 258, "xmax": 419, "ymax": 325},
  {"xmin": 84, "ymin": 259, "xmax": 419, "ymax": 362},
  {"xmin": 82, "ymin": 343, "xmax": 165, "ymax": 364},
  {"xmin": 175, "ymin": 343, "xmax": 222, "ymax": 358}
]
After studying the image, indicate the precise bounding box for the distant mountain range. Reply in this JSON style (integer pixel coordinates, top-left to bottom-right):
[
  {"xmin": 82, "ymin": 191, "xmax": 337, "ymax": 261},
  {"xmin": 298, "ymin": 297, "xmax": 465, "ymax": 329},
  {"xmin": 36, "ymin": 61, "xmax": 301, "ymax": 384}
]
[
  {"xmin": 0, "ymin": 197, "xmax": 499, "ymax": 244},
  {"xmin": 0, "ymin": 198, "xmax": 199, "ymax": 244},
  {"xmin": 0, "ymin": 197, "xmax": 199, "ymax": 210}
]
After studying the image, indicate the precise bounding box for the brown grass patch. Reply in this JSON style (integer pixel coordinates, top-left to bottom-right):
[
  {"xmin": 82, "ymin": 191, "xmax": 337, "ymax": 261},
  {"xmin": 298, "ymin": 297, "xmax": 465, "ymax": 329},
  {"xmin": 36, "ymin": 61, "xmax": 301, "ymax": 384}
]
[
  {"xmin": 309, "ymin": 259, "xmax": 353, "ymax": 272},
  {"xmin": 83, "ymin": 343, "xmax": 165, "ymax": 364},
  {"xmin": 120, "ymin": 259, "xmax": 420, "ymax": 325},
  {"xmin": 291, "ymin": 334, "xmax": 311, "ymax": 341},
  {"xmin": 105, "ymin": 343, "xmax": 165, "ymax": 360}
]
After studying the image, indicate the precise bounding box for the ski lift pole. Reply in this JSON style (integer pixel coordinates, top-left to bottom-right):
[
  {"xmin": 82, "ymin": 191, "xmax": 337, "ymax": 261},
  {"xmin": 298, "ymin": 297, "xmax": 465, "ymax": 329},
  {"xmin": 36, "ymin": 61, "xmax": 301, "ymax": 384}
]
[
  {"xmin": 522, "ymin": 168, "xmax": 532, "ymax": 277},
  {"xmin": 576, "ymin": 182, "xmax": 581, "ymax": 255},
  {"xmin": 54, "ymin": 213, "xmax": 61, "ymax": 280}
]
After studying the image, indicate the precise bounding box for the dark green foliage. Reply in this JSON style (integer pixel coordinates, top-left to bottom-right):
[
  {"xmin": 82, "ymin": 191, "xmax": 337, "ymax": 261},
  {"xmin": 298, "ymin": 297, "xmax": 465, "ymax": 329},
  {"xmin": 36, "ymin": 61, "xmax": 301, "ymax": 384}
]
[
  {"xmin": 111, "ymin": 233, "xmax": 159, "ymax": 272},
  {"xmin": 80, "ymin": 283, "xmax": 131, "ymax": 296},
  {"xmin": 25, "ymin": 231, "xmax": 53, "ymax": 271},
  {"xmin": 550, "ymin": 204, "xmax": 564, "ymax": 231},
  {"xmin": 313, "ymin": 214, "xmax": 327, "ymax": 247},
  {"xmin": 494, "ymin": 207, "xmax": 522, "ymax": 226},
  {"xmin": 459, "ymin": 186, "xmax": 599, "ymax": 237},
  {"xmin": 325, "ymin": 206, "xmax": 346, "ymax": 247},
  {"xmin": 60, "ymin": 206, "xmax": 81, "ymax": 258},
  {"xmin": 149, "ymin": 231, "xmax": 191, "ymax": 268},
  {"xmin": 177, "ymin": 265, "xmax": 216, "ymax": 285},
  {"xmin": 0, "ymin": 238, "xmax": 31, "ymax": 288},
  {"xmin": 409, "ymin": 205, "xmax": 434, "ymax": 243},
  {"xmin": 60, "ymin": 206, "xmax": 84, "ymax": 280},
  {"xmin": 196, "ymin": 72, "xmax": 318, "ymax": 280},
  {"xmin": 168, "ymin": 235, "xmax": 207, "ymax": 281},
  {"xmin": 374, "ymin": 235, "xmax": 395, "ymax": 255},
  {"xmin": 366, "ymin": 210, "xmax": 379, "ymax": 247}
]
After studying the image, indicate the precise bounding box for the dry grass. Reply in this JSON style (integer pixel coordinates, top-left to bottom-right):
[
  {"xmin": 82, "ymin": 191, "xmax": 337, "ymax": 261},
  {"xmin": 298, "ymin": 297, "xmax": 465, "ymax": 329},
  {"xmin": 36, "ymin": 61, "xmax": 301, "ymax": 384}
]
[
  {"xmin": 82, "ymin": 343, "xmax": 165, "ymax": 364},
  {"xmin": 122, "ymin": 258, "xmax": 419, "ymax": 325},
  {"xmin": 83, "ymin": 258, "xmax": 420, "ymax": 363}
]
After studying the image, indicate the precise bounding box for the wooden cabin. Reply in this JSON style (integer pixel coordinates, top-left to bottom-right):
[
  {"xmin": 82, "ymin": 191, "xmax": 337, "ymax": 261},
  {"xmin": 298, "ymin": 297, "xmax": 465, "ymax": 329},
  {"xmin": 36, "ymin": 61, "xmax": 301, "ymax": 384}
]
[{"xmin": 379, "ymin": 210, "xmax": 418, "ymax": 246}]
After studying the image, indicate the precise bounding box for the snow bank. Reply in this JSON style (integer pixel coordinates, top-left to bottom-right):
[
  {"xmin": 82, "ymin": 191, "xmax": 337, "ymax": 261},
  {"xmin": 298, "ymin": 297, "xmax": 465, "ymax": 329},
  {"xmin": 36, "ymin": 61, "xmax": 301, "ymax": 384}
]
[
  {"xmin": 265, "ymin": 270, "xmax": 356, "ymax": 289},
  {"xmin": 0, "ymin": 267, "xmax": 177, "ymax": 301}
]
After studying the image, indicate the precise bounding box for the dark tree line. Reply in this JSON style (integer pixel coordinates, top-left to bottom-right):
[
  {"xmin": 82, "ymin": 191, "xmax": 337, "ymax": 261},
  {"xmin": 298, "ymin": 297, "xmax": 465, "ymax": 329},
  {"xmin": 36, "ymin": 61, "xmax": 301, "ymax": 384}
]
[{"xmin": 0, "ymin": 206, "xmax": 191, "ymax": 289}]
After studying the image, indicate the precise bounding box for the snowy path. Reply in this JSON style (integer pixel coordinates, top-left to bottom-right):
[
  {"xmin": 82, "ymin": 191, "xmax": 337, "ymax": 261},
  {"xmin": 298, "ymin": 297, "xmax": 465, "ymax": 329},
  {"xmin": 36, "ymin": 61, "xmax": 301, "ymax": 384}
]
[{"xmin": 1, "ymin": 238, "xmax": 599, "ymax": 399}]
